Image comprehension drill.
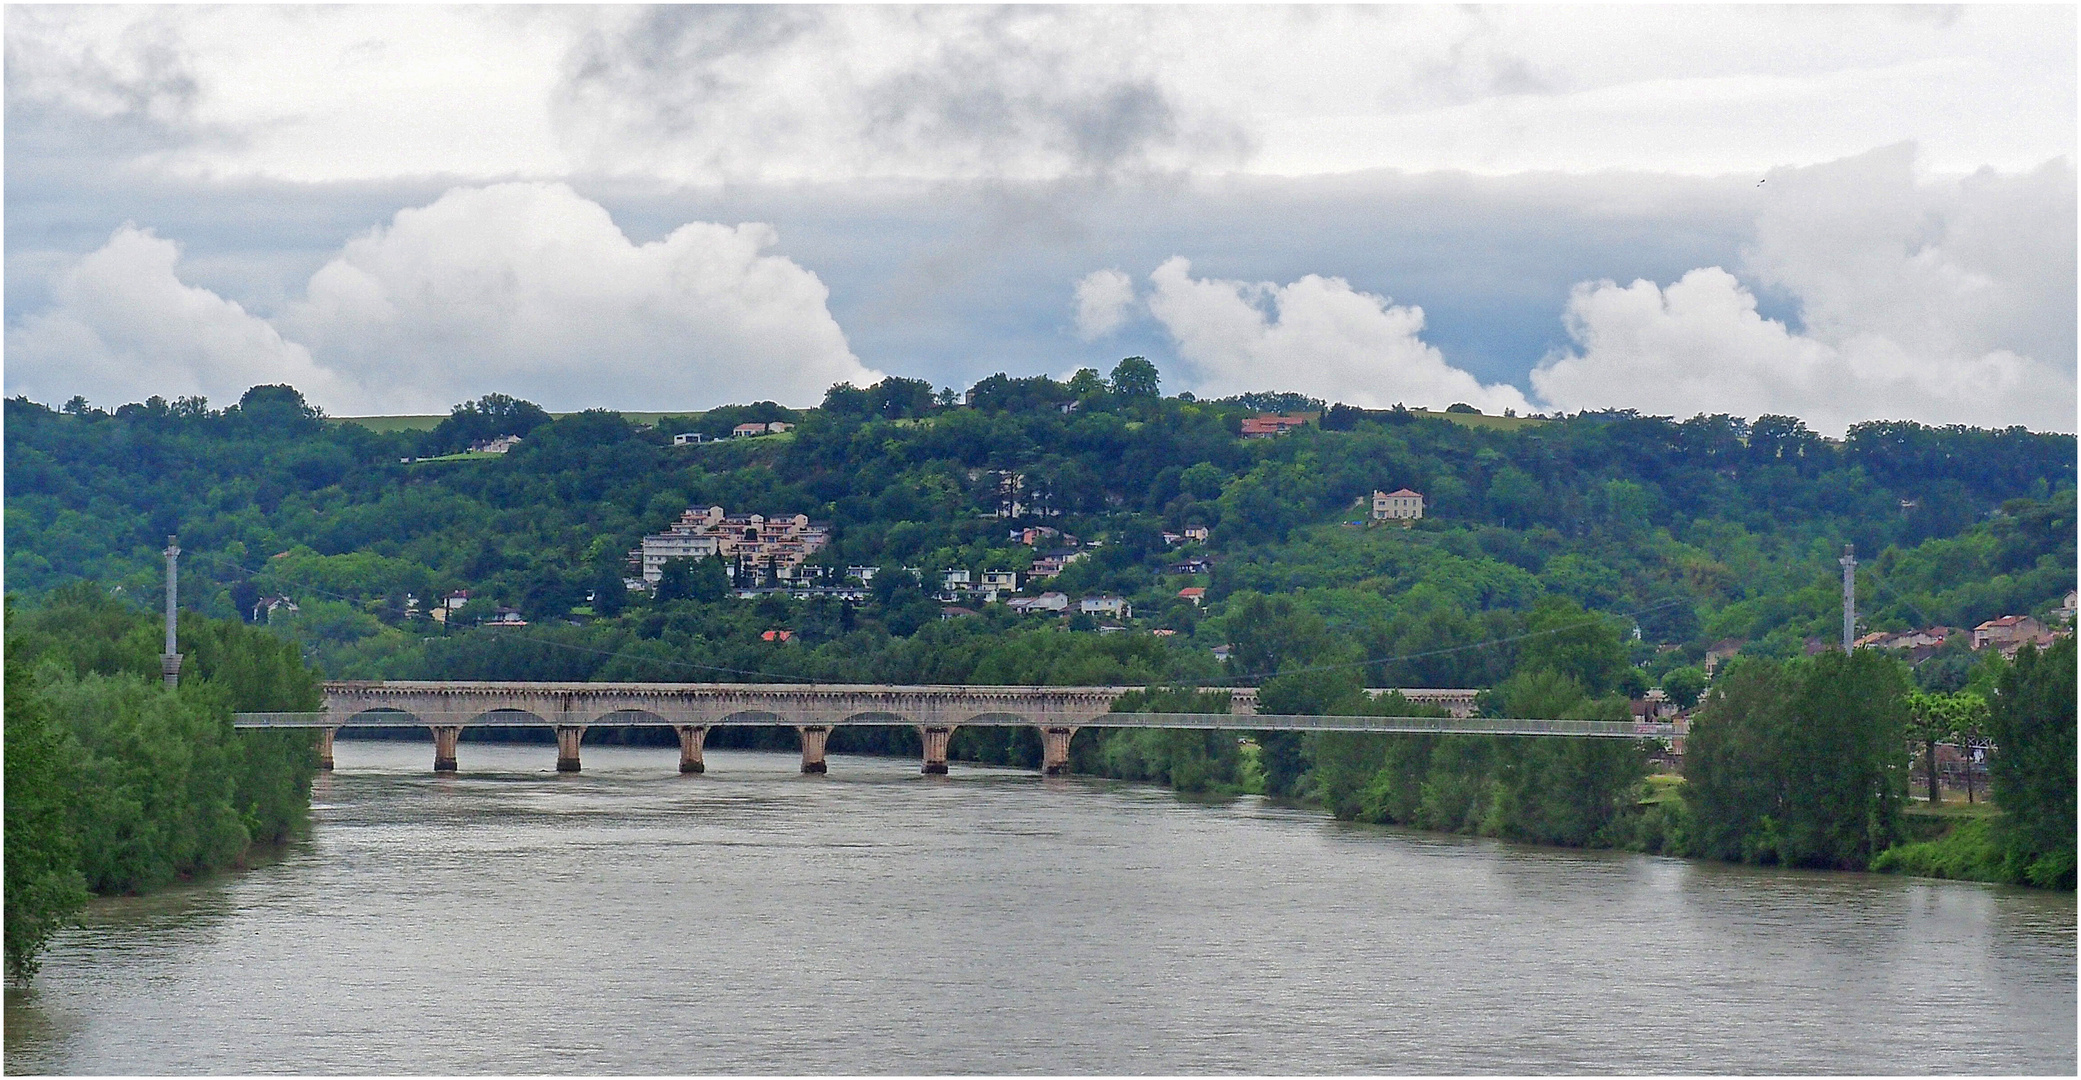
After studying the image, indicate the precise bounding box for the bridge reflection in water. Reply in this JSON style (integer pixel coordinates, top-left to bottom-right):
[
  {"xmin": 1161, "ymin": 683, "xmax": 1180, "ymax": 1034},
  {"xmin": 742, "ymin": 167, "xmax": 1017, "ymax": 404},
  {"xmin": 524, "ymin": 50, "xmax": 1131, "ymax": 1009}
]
[{"xmin": 232, "ymin": 681, "xmax": 1674, "ymax": 776}]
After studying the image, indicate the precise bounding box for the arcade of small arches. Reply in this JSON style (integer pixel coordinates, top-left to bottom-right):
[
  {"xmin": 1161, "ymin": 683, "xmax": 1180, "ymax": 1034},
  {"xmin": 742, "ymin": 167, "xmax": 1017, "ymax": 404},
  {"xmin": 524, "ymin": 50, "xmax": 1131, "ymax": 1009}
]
[
  {"xmin": 228, "ymin": 680, "xmax": 1649, "ymax": 778},
  {"xmin": 294, "ymin": 681, "xmax": 1263, "ymax": 776}
]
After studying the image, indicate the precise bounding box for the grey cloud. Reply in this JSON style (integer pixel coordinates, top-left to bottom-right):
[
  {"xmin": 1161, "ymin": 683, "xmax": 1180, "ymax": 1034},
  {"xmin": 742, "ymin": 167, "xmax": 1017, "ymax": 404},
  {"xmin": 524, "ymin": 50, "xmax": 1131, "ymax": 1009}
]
[
  {"xmin": 551, "ymin": 6, "xmax": 1252, "ymax": 180},
  {"xmin": 5, "ymin": 8, "xmax": 200, "ymax": 124},
  {"xmin": 562, "ymin": 6, "xmax": 824, "ymax": 132},
  {"xmin": 852, "ymin": 10, "xmax": 1221, "ymax": 176}
]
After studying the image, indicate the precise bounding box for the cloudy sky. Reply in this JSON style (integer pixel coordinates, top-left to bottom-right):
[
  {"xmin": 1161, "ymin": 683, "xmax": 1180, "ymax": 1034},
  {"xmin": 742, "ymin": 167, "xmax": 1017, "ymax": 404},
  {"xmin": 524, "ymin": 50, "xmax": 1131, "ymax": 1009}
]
[{"xmin": 6, "ymin": 5, "xmax": 2074, "ymax": 433}]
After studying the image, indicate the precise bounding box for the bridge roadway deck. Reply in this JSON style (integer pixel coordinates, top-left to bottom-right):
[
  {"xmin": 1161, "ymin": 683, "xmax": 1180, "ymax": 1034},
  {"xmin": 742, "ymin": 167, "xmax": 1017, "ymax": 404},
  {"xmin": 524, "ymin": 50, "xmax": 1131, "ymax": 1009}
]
[{"xmin": 234, "ymin": 712, "xmax": 1672, "ymax": 739}]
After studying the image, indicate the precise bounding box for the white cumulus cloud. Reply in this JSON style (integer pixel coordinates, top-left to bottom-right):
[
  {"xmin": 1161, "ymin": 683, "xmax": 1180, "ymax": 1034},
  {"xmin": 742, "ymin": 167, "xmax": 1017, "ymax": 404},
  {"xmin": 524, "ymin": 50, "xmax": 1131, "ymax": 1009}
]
[
  {"xmin": 6, "ymin": 184, "xmax": 881, "ymax": 414},
  {"xmin": 1072, "ymin": 268, "xmax": 1136, "ymax": 339},
  {"xmin": 1531, "ymin": 146, "xmax": 2076, "ymax": 434},
  {"xmin": 277, "ymin": 182, "xmax": 880, "ymax": 412},
  {"xmin": 5, "ymin": 225, "xmax": 358, "ymax": 411},
  {"xmin": 1145, "ymin": 256, "xmax": 1532, "ymax": 413}
]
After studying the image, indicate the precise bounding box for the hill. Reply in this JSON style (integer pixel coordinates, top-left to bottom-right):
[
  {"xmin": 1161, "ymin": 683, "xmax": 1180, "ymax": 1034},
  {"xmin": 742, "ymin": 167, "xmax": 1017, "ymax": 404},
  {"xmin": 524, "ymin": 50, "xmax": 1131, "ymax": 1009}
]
[{"xmin": 4, "ymin": 370, "xmax": 2073, "ymax": 690}]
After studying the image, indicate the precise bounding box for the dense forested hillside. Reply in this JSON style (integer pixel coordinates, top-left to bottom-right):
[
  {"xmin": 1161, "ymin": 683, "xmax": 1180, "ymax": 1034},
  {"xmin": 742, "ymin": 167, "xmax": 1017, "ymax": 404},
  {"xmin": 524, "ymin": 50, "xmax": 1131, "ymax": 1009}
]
[{"xmin": 7, "ymin": 366, "xmax": 2071, "ymax": 691}]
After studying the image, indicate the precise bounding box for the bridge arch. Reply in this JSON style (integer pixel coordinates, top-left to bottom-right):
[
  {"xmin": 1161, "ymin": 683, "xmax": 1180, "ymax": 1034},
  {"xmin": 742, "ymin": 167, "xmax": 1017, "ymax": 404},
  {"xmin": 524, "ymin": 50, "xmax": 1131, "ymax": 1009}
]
[{"xmin": 838, "ymin": 710, "xmax": 913, "ymax": 726}]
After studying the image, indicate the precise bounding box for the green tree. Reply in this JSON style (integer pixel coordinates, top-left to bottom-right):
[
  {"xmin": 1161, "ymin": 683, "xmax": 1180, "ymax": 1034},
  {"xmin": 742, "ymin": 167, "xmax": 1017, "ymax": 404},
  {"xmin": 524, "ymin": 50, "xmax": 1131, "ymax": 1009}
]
[
  {"xmin": 1987, "ymin": 637, "xmax": 2076, "ymax": 888},
  {"xmin": 1085, "ymin": 687, "xmax": 1242, "ymax": 793},
  {"xmin": 1660, "ymin": 666, "xmax": 1707, "ymax": 710},
  {"xmin": 1109, "ymin": 356, "xmax": 1161, "ymax": 398},
  {"xmin": 651, "ymin": 558, "xmax": 697, "ymax": 604},
  {"xmin": 1517, "ymin": 596, "xmax": 1627, "ymax": 697},
  {"xmin": 1682, "ymin": 659, "xmax": 1798, "ymax": 863},
  {"xmin": 1683, "ymin": 651, "xmax": 1909, "ymax": 869},
  {"xmin": 590, "ymin": 564, "xmax": 627, "ymax": 617},
  {"xmin": 3, "ymin": 624, "xmax": 88, "ymax": 983},
  {"xmin": 1781, "ymin": 650, "xmax": 1910, "ymax": 868},
  {"xmin": 1905, "ymin": 690, "xmax": 1951, "ymax": 804}
]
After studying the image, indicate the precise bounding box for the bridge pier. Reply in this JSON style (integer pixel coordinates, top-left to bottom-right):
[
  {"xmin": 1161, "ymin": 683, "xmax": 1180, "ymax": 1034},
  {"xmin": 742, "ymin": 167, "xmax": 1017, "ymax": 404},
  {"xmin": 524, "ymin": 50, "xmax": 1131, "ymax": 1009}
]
[
  {"xmin": 919, "ymin": 725, "xmax": 956, "ymax": 774},
  {"xmin": 430, "ymin": 725, "xmax": 462, "ymax": 772},
  {"xmin": 798, "ymin": 725, "xmax": 831, "ymax": 774},
  {"xmin": 555, "ymin": 726, "xmax": 585, "ymax": 773},
  {"xmin": 316, "ymin": 726, "xmax": 337, "ymax": 771},
  {"xmin": 1040, "ymin": 726, "xmax": 1076, "ymax": 776},
  {"xmin": 676, "ymin": 725, "xmax": 709, "ymax": 774}
]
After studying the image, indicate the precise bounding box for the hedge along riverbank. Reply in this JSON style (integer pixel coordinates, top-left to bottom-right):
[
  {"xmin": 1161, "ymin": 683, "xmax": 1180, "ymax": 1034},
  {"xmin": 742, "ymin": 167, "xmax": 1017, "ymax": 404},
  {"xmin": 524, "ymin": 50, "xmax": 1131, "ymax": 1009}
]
[
  {"xmin": 4, "ymin": 585, "xmax": 323, "ymax": 981},
  {"xmin": 1086, "ymin": 641, "xmax": 2073, "ymax": 890}
]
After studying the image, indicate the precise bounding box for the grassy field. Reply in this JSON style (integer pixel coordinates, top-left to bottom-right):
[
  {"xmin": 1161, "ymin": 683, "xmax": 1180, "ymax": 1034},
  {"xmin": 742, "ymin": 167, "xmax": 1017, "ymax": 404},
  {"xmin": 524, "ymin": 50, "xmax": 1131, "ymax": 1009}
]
[
  {"xmin": 338, "ymin": 408, "xmax": 1548, "ymax": 435},
  {"xmin": 1640, "ymin": 773, "xmax": 1685, "ymax": 805},
  {"xmin": 1411, "ymin": 409, "xmax": 1549, "ymax": 432},
  {"xmin": 337, "ymin": 411, "xmax": 685, "ymax": 433},
  {"xmin": 406, "ymin": 450, "xmax": 505, "ymax": 464},
  {"xmin": 337, "ymin": 414, "xmax": 446, "ymax": 432}
]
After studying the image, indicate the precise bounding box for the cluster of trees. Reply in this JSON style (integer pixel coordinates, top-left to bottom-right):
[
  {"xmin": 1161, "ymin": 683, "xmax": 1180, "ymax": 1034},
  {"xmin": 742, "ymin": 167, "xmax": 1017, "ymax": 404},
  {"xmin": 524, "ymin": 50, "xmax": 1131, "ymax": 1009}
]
[
  {"xmin": 8, "ymin": 375, "xmax": 2070, "ymax": 700},
  {"xmin": 4, "ymin": 586, "xmax": 322, "ymax": 981}
]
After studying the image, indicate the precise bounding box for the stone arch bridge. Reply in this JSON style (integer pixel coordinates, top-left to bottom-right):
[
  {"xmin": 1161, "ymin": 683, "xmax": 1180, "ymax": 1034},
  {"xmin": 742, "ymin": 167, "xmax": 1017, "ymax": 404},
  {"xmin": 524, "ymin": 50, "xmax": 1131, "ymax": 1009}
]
[{"xmin": 231, "ymin": 681, "xmax": 1667, "ymax": 776}]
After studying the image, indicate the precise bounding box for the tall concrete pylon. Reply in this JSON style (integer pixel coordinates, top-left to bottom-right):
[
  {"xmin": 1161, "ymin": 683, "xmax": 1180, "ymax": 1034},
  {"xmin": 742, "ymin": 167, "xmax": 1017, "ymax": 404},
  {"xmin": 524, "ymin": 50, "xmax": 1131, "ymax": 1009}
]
[
  {"xmin": 162, "ymin": 535, "xmax": 183, "ymax": 688},
  {"xmin": 1839, "ymin": 543, "xmax": 1857, "ymax": 653}
]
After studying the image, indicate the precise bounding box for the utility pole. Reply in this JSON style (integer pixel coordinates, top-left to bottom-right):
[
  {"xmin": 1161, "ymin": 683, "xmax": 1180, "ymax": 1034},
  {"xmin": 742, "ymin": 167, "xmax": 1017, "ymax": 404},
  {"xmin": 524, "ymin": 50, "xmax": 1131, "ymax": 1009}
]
[
  {"xmin": 1839, "ymin": 543, "xmax": 1857, "ymax": 653},
  {"xmin": 162, "ymin": 535, "xmax": 183, "ymax": 688}
]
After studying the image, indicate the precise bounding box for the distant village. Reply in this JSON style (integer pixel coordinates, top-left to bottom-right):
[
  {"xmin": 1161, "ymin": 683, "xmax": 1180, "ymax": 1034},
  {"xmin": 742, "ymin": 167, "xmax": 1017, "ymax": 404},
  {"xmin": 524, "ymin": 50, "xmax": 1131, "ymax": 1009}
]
[{"xmin": 308, "ymin": 405, "xmax": 2077, "ymax": 714}]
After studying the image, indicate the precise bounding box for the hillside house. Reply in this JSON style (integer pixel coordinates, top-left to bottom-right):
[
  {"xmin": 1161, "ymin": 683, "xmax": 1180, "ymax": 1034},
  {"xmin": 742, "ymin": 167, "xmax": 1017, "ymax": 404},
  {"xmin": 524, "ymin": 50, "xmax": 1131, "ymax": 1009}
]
[
  {"xmin": 470, "ymin": 434, "xmax": 523, "ymax": 454},
  {"xmin": 976, "ymin": 570, "xmax": 1019, "ymax": 601},
  {"xmin": 1240, "ymin": 413, "xmax": 1314, "ymax": 438},
  {"xmin": 1371, "ymin": 488, "xmax": 1424, "ymax": 522},
  {"xmin": 1008, "ymin": 592, "xmax": 1070, "ymax": 614},
  {"xmin": 1080, "ymin": 595, "xmax": 1132, "ymax": 619},
  {"xmin": 673, "ymin": 432, "xmax": 705, "ymax": 446},
  {"xmin": 1973, "ymin": 615, "xmax": 2056, "ymax": 656},
  {"xmin": 252, "ymin": 596, "xmax": 300, "ymax": 623},
  {"xmin": 1177, "ymin": 586, "xmax": 1206, "ymax": 607}
]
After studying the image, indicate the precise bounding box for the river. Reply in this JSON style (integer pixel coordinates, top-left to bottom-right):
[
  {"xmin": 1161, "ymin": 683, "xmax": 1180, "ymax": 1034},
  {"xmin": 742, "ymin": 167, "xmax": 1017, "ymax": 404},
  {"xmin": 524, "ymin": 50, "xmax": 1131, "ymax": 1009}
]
[{"xmin": 6, "ymin": 741, "xmax": 2074, "ymax": 1074}]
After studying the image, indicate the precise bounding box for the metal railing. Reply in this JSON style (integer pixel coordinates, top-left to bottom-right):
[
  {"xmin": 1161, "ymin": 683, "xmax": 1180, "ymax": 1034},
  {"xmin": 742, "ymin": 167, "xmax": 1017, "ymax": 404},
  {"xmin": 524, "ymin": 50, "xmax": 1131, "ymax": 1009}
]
[{"xmin": 234, "ymin": 709, "xmax": 1673, "ymax": 739}]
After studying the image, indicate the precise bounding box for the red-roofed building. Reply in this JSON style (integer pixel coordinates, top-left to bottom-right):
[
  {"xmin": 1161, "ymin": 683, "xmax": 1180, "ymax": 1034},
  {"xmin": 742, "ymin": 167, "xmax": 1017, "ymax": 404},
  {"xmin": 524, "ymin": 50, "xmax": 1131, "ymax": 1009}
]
[
  {"xmin": 1240, "ymin": 413, "xmax": 1313, "ymax": 438},
  {"xmin": 1973, "ymin": 615, "xmax": 2056, "ymax": 656}
]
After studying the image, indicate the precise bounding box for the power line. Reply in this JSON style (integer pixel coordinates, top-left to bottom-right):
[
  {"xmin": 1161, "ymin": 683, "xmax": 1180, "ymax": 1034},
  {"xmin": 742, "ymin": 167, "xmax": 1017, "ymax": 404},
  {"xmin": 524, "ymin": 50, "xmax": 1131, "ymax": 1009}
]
[
  {"xmin": 182, "ymin": 549, "xmax": 819, "ymax": 682},
  {"xmin": 180, "ymin": 546, "xmax": 1689, "ymax": 689},
  {"xmin": 1194, "ymin": 596, "xmax": 1689, "ymax": 686}
]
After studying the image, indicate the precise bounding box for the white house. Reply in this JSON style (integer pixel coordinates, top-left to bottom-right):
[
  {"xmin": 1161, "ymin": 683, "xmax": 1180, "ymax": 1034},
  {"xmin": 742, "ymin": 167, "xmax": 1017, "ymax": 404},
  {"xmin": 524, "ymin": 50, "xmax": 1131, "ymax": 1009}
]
[
  {"xmin": 1371, "ymin": 488, "xmax": 1424, "ymax": 522},
  {"xmin": 673, "ymin": 432, "xmax": 705, "ymax": 446},
  {"xmin": 1080, "ymin": 595, "xmax": 1132, "ymax": 619},
  {"xmin": 1008, "ymin": 592, "xmax": 1070, "ymax": 614}
]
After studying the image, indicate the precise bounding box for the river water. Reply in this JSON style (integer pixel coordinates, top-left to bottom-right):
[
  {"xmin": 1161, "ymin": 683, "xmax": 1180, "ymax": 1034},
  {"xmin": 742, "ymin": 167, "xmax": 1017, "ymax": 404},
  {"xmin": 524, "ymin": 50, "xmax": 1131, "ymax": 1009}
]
[{"xmin": 6, "ymin": 741, "xmax": 2074, "ymax": 1074}]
